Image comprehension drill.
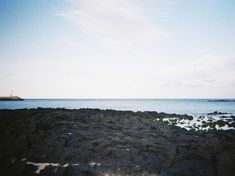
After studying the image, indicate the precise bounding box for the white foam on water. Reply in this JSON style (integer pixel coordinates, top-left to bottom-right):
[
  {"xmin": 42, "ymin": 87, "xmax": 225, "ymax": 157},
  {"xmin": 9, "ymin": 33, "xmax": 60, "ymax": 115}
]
[
  {"xmin": 24, "ymin": 160, "xmax": 79, "ymax": 174},
  {"xmin": 62, "ymin": 163, "xmax": 69, "ymax": 167},
  {"xmin": 89, "ymin": 161, "xmax": 101, "ymax": 166},
  {"xmin": 26, "ymin": 161, "xmax": 60, "ymax": 174},
  {"xmin": 160, "ymin": 115, "xmax": 234, "ymax": 131}
]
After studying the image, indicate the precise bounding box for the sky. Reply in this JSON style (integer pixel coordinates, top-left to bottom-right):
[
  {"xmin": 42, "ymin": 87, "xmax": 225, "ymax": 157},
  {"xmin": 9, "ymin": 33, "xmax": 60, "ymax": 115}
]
[{"xmin": 0, "ymin": 0, "xmax": 235, "ymax": 98}]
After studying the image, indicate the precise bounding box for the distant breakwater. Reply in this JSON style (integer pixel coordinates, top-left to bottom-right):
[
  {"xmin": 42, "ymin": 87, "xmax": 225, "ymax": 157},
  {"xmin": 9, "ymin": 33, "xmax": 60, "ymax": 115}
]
[{"xmin": 0, "ymin": 96, "xmax": 23, "ymax": 101}]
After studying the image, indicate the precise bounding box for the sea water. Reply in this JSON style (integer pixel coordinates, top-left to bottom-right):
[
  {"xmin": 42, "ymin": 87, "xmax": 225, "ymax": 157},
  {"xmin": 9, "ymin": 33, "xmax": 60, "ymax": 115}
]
[{"xmin": 0, "ymin": 99, "xmax": 235, "ymax": 116}]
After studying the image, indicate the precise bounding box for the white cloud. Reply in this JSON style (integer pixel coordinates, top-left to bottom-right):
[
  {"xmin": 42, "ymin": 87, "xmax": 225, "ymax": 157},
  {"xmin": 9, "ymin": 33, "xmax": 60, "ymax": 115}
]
[
  {"xmin": 161, "ymin": 54, "xmax": 235, "ymax": 96},
  {"xmin": 1, "ymin": 54, "xmax": 234, "ymax": 98},
  {"xmin": 58, "ymin": 0, "xmax": 175, "ymax": 53}
]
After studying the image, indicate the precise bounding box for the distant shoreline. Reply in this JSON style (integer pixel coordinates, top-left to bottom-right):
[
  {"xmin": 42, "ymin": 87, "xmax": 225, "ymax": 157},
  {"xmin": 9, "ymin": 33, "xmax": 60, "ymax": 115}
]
[{"xmin": 208, "ymin": 99, "xmax": 235, "ymax": 102}]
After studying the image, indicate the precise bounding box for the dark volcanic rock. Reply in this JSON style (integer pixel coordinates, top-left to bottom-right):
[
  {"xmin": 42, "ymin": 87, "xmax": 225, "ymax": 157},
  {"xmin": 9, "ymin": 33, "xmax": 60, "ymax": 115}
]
[{"xmin": 0, "ymin": 108, "xmax": 235, "ymax": 176}]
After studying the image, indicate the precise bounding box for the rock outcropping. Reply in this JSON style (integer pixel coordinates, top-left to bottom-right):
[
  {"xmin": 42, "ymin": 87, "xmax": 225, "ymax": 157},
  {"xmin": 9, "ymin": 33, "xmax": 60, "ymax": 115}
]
[{"xmin": 0, "ymin": 108, "xmax": 234, "ymax": 176}]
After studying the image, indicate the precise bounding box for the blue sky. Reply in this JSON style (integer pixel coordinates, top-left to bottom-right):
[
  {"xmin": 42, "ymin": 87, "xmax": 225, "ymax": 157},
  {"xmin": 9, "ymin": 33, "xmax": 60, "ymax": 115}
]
[{"xmin": 0, "ymin": 0, "xmax": 235, "ymax": 98}]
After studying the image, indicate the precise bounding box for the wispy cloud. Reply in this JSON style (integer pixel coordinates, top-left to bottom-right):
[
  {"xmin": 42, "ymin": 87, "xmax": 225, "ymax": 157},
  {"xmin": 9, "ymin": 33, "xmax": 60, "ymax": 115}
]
[
  {"xmin": 56, "ymin": 1, "xmax": 235, "ymax": 98},
  {"xmin": 167, "ymin": 54, "xmax": 235, "ymax": 89},
  {"xmin": 58, "ymin": 0, "xmax": 178, "ymax": 53}
]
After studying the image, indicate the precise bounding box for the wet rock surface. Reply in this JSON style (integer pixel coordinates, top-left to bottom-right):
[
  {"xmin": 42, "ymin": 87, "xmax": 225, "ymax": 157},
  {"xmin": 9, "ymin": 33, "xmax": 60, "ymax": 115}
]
[{"xmin": 0, "ymin": 108, "xmax": 235, "ymax": 176}]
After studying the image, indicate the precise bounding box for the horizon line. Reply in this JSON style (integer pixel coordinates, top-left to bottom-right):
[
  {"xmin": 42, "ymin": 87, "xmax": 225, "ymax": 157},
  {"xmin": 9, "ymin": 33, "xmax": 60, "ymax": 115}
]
[{"xmin": 20, "ymin": 98, "xmax": 235, "ymax": 100}]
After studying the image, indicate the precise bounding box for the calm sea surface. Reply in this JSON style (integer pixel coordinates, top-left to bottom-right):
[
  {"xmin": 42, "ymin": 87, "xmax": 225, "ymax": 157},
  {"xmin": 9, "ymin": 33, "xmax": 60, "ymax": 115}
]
[{"xmin": 0, "ymin": 99, "xmax": 235, "ymax": 116}]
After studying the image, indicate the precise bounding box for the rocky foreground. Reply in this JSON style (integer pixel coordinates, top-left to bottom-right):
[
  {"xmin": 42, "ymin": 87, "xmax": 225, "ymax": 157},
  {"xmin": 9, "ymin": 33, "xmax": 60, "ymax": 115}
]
[{"xmin": 0, "ymin": 108, "xmax": 235, "ymax": 176}]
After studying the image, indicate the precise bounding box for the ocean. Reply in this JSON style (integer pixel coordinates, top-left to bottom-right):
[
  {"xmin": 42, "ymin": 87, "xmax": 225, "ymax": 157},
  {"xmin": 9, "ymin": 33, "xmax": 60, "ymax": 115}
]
[{"xmin": 0, "ymin": 99, "xmax": 235, "ymax": 116}]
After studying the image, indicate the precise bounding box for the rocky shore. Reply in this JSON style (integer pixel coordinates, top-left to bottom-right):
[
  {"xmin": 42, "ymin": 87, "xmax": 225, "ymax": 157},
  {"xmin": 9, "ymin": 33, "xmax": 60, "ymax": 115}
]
[{"xmin": 0, "ymin": 108, "xmax": 235, "ymax": 176}]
